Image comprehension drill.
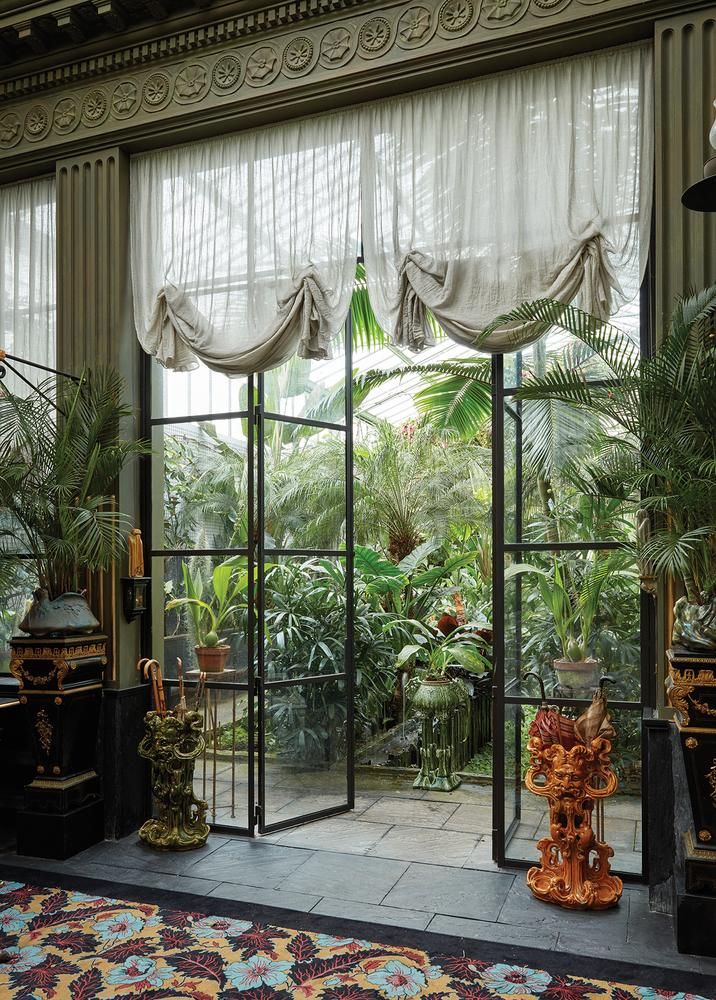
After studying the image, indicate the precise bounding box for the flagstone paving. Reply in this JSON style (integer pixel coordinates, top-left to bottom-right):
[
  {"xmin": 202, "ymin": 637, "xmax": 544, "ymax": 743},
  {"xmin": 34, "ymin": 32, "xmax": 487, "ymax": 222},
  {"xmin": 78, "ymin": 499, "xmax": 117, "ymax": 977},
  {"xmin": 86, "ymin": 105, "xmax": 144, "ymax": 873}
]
[{"xmin": 1, "ymin": 771, "xmax": 711, "ymax": 976}]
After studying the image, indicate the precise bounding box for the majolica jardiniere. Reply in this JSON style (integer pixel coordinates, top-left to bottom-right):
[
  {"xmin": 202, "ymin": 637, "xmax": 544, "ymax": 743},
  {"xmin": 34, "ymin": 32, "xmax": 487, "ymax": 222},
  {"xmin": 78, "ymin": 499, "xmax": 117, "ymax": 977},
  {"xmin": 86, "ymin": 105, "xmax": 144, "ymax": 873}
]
[{"xmin": 396, "ymin": 620, "xmax": 490, "ymax": 791}]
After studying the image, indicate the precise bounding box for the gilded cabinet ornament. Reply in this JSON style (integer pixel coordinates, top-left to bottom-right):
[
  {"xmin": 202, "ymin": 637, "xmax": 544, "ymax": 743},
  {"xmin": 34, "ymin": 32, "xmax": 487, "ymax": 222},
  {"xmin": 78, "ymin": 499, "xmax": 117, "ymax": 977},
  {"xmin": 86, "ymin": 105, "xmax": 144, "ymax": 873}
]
[
  {"xmin": 35, "ymin": 709, "xmax": 53, "ymax": 755},
  {"xmin": 708, "ymin": 759, "xmax": 716, "ymax": 807},
  {"xmin": 397, "ymin": 7, "xmax": 434, "ymax": 46},
  {"xmin": 686, "ymin": 736, "xmax": 699, "ymax": 749}
]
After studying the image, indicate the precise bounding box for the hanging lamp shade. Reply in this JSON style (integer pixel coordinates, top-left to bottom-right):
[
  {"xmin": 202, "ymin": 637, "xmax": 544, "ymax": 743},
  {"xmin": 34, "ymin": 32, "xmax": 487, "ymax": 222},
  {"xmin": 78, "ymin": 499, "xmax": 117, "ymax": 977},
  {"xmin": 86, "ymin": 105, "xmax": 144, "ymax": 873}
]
[{"xmin": 682, "ymin": 101, "xmax": 716, "ymax": 212}]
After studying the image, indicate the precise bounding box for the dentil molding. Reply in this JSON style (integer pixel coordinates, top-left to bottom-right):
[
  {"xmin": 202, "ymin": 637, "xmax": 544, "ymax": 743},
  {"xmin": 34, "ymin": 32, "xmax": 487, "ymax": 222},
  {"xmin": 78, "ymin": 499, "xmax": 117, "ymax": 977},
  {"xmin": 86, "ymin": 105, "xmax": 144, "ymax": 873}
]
[{"xmin": 0, "ymin": 0, "xmax": 628, "ymax": 163}]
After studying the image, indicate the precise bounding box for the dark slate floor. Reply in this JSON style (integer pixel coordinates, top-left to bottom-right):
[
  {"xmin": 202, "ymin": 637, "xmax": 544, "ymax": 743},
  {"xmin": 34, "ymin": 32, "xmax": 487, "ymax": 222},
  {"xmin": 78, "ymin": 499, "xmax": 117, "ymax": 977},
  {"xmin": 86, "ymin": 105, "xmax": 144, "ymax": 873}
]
[{"xmin": 0, "ymin": 784, "xmax": 713, "ymax": 977}]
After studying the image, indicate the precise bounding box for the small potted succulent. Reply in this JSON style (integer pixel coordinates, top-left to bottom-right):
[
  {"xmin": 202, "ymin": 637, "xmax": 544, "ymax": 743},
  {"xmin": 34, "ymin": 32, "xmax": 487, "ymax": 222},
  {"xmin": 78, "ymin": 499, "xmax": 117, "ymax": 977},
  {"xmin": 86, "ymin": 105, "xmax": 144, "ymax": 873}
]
[
  {"xmin": 394, "ymin": 620, "xmax": 490, "ymax": 790},
  {"xmin": 166, "ymin": 559, "xmax": 247, "ymax": 673}
]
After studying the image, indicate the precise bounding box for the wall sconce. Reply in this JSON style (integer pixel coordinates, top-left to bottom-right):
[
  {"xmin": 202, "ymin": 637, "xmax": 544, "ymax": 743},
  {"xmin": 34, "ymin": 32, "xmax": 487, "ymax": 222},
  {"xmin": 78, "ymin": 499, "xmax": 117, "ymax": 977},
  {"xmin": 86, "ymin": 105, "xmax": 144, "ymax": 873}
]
[
  {"xmin": 682, "ymin": 100, "xmax": 716, "ymax": 212},
  {"xmin": 121, "ymin": 528, "xmax": 151, "ymax": 623}
]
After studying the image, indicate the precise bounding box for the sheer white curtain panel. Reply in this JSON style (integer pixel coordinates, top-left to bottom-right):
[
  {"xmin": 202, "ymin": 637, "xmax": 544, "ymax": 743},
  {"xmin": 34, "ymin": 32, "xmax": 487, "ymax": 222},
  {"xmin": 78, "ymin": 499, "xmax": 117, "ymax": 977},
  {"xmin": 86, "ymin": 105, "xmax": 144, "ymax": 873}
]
[
  {"xmin": 0, "ymin": 177, "xmax": 56, "ymax": 395},
  {"xmin": 131, "ymin": 112, "xmax": 361, "ymax": 376},
  {"xmin": 360, "ymin": 44, "xmax": 653, "ymax": 352}
]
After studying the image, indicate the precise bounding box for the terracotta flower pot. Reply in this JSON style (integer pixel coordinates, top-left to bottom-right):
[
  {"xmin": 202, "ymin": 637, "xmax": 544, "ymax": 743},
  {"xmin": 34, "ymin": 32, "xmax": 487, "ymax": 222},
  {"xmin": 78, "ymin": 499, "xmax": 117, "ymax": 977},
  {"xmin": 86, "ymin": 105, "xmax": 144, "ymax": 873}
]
[
  {"xmin": 553, "ymin": 657, "xmax": 600, "ymax": 696},
  {"xmin": 194, "ymin": 644, "xmax": 230, "ymax": 673}
]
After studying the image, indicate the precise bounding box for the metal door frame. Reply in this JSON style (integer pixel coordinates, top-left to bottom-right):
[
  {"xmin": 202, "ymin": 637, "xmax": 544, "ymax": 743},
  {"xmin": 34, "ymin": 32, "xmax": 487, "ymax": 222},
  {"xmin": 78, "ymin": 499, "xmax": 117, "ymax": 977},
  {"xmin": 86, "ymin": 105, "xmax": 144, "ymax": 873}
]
[
  {"xmin": 491, "ymin": 277, "xmax": 656, "ymax": 880},
  {"xmin": 143, "ymin": 320, "xmax": 355, "ymax": 838}
]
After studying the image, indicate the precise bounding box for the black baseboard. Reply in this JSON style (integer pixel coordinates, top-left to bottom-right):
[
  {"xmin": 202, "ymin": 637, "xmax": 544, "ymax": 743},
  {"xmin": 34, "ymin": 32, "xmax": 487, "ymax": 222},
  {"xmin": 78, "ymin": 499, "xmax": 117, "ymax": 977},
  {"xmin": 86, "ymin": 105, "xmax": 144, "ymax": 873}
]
[{"xmin": 101, "ymin": 684, "xmax": 150, "ymax": 840}]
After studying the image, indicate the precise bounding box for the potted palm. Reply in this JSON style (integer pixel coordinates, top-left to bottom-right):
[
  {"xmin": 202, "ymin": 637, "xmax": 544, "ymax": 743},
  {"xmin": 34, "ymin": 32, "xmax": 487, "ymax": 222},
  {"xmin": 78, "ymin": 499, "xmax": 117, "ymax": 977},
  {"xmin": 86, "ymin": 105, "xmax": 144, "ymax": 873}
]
[
  {"xmin": 485, "ymin": 290, "xmax": 716, "ymax": 650},
  {"xmin": 394, "ymin": 620, "xmax": 490, "ymax": 790},
  {"xmin": 0, "ymin": 368, "xmax": 146, "ymax": 634},
  {"xmin": 514, "ymin": 555, "xmax": 625, "ymax": 696},
  {"xmin": 166, "ymin": 559, "xmax": 247, "ymax": 673}
]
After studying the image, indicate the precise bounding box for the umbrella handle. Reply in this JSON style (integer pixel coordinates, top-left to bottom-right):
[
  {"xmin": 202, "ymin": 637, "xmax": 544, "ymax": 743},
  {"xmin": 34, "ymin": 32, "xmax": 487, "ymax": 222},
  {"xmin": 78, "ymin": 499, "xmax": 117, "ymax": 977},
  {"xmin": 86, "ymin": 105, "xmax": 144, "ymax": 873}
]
[
  {"xmin": 524, "ymin": 670, "xmax": 547, "ymax": 705},
  {"xmin": 598, "ymin": 675, "xmax": 616, "ymax": 694}
]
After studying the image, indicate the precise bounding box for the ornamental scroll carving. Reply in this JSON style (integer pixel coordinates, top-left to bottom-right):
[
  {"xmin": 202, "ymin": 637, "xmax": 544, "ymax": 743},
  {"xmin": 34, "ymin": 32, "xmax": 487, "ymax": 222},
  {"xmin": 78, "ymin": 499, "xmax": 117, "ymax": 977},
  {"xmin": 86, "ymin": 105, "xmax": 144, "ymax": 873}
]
[{"xmin": 0, "ymin": 0, "xmax": 614, "ymax": 162}]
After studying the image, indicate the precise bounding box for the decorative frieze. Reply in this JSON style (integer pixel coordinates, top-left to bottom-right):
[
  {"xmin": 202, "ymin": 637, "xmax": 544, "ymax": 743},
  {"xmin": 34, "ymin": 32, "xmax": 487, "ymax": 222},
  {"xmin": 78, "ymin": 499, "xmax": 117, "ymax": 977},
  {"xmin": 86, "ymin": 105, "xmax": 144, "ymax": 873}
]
[{"xmin": 0, "ymin": 0, "xmax": 619, "ymax": 163}]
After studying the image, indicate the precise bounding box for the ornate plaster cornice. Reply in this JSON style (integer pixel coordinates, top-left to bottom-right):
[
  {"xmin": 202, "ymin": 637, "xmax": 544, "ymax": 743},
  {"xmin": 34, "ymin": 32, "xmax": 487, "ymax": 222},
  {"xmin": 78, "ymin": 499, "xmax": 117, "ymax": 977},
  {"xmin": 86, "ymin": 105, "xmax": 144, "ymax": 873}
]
[
  {"xmin": 0, "ymin": 0, "xmax": 644, "ymax": 164},
  {"xmin": 0, "ymin": 0, "xmax": 375, "ymax": 100},
  {"xmin": 0, "ymin": 0, "xmax": 710, "ymax": 175}
]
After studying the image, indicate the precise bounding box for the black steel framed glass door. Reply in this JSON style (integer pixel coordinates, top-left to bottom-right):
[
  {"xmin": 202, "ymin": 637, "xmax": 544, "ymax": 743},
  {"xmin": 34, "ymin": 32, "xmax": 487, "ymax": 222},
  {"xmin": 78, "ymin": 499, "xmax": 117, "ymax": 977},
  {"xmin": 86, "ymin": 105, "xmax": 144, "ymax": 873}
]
[
  {"xmin": 255, "ymin": 322, "xmax": 355, "ymax": 834},
  {"xmin": 145, "ymin": 320, "xmax": 354, "ymax": 837},
  {"xmin": 490, "ymin": 298, "xmax": 655, "ymax": 879}
]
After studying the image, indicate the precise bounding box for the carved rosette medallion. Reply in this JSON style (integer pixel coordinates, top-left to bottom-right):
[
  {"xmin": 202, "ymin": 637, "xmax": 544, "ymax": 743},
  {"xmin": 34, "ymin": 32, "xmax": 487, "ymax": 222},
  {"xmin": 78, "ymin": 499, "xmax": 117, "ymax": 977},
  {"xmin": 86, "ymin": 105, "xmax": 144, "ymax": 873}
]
[
  {"xmin": 142, "ymin": 72, "xmax": 171, "ymax": 111},
  {"xmin": 531, "ymin": 0, "xmax": 571, "ymax": 15},
  {"xmin": 438, "ymin": 0, "xmax": 475, "ymax": 34},
  {"xmin": 35, "ymin": 709, "xmax": 53, "ymax": 755},
  {"xmin": 282, "ymin": 37, "xmax": 315, "ymax": 76},
  {"xmin": 112, "ymin": 81, "xmax": 140, "ymax": 120},
  {"xmin": 174, "ymin": 64, "xmax": 210, "ymax": 104},
  {"xmin": 53, "ymin": 98, "xmax": 79, "ymax": 134},
  {"xmin": 24, "ymin": 105, "xmax": 50, "ymax": 141},
  {"xmin": 396, "ymin": 7, "xmax": 436, "ymax": 49},
  {"xmin": 82, "ymin": 88, "xmax": 110, "ymax": 127},
  {"xmin": 358, "ymin": 17, "xmax": 393, "ymax": 59},
  {"xmin": 481, "ymin": 0, "xmax": 529, "ymax": 23},
  {"xmin": 0, "ymin": 112, "xmax": 22, "ymax": 148},
  {"xmin": 319, "ymin": 26, "xmax": 356, "ymax": 69},
  {"xmin": 246, "ymin": 47, "xmax": 281, "ymax": 87},
  {"xmin": 211, "ymin": 53, "xmax": 244, "ymax": 94}
]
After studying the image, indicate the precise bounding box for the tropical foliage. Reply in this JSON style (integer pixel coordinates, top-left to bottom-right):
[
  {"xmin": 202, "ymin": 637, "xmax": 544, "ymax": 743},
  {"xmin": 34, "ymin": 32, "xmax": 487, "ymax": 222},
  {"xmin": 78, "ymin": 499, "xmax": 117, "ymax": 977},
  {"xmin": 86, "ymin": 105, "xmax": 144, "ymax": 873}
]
[
  {"xmin": 493, "ymin": 290, "xmax": 716, "ymax": 601},
  {"xmin": 0, "ymin": 368, "xmax": 147, "ymax": 599}
]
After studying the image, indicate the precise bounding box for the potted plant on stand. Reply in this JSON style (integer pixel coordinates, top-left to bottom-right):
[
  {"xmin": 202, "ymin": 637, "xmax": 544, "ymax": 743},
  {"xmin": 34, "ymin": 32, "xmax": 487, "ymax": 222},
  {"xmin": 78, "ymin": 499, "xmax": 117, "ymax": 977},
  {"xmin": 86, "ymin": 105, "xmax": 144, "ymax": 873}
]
[
  {"xmin": 395, "ymin": 621, "xmax": 490, "ymax": 790},
  {"xmin": 0, "ymin": 367, "xmax": 146, "ymax": 858},
  {"xmin": 517, "ymin": 554, "xmax": 625, "ymax": 697},
  {"xmin": 166, "ymin": 559, "xmax": 247, "ymax": 673}
]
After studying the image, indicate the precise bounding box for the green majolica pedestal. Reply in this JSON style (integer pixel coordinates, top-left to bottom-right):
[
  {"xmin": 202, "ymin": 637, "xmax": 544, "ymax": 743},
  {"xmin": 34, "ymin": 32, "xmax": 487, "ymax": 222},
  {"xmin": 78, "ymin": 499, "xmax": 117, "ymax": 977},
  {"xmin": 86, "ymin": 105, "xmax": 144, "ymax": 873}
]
[{"xmin": 412, "ymin": 677, "xmax": 468, "ymax": 792}]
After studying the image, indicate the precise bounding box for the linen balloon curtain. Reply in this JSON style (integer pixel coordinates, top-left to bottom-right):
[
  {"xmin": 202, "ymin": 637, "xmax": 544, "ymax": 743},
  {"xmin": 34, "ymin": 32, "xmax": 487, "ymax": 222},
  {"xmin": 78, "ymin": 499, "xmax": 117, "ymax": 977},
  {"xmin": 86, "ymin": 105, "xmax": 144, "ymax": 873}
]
[
  {"xmin": 131, "ymin": 43, "xmax": 652, "ymax": 373},
  {"xmin": 0, "ymin": 177, "xmax": 56, "ymax": 395},
  {"xmin": 131, "ymin": 113, "xmax": 361, "ymax": 375},
  {"xmin": 361, "ymin": 44, "xmax": 653, "ymax": 352}
]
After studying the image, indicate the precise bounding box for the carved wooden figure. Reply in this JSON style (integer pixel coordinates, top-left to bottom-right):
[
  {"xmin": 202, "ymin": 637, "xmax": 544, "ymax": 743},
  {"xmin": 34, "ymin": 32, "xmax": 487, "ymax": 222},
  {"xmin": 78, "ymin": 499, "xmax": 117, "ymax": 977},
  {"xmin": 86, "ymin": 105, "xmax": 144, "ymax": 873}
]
[{"xmin": 525, "ymin": 734, "xmax": 623, "ymax": 910}]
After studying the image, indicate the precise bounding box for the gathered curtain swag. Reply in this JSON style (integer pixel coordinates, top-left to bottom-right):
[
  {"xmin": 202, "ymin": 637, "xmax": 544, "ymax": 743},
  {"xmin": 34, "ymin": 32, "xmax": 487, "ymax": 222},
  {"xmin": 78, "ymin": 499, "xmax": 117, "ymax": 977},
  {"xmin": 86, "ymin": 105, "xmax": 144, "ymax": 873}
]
[{"xmin": 131, "ymin": 44, "xmax": 653, "ymax": 374}]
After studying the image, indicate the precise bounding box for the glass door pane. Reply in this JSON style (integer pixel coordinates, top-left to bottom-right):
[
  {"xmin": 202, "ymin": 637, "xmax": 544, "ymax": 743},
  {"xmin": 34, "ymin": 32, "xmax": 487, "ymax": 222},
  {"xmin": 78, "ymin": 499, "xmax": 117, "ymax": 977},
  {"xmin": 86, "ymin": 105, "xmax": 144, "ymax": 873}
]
[{"xmin": 257, "ymin": 327, "xmax": 354, "ymax": 833}]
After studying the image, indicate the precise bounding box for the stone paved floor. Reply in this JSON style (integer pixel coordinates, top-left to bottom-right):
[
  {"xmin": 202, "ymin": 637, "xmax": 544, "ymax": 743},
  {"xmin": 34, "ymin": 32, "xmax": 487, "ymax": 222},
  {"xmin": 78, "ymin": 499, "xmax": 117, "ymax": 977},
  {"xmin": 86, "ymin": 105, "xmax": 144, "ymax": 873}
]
[{"xmin": 0, "ymin": 775, "xmax": 712, "ymax": 978}]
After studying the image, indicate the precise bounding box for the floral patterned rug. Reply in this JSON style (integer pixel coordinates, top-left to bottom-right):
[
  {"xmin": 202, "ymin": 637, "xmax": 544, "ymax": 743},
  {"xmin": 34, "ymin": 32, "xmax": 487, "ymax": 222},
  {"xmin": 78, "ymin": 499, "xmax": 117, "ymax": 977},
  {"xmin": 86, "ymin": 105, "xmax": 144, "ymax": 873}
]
[{"xmin": 0, "ymin": 878, "xmax": 710, "ymax": 1000}]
